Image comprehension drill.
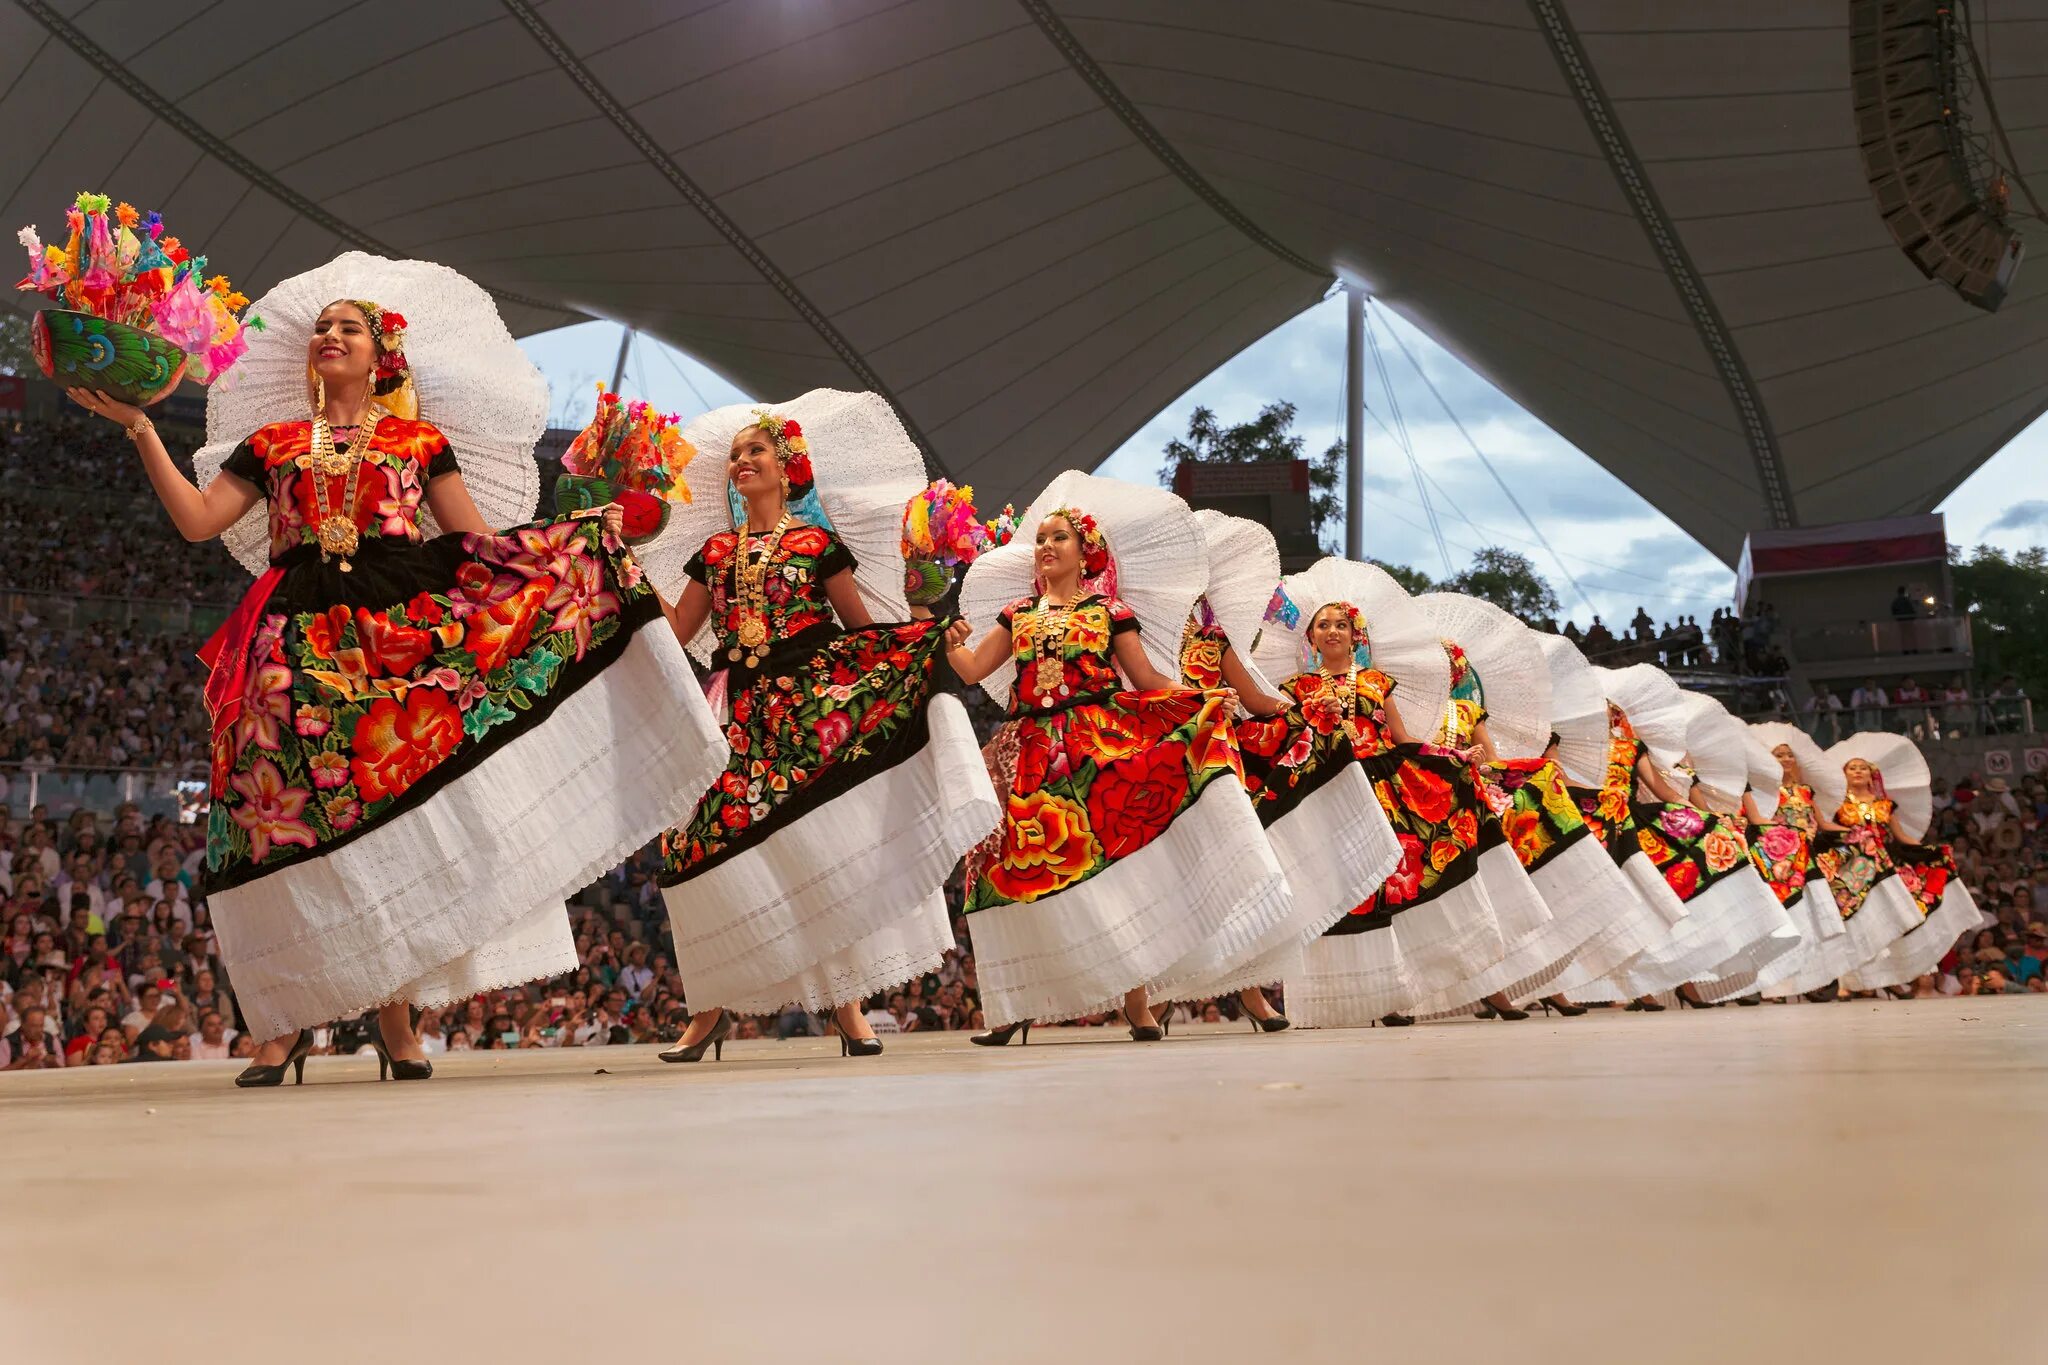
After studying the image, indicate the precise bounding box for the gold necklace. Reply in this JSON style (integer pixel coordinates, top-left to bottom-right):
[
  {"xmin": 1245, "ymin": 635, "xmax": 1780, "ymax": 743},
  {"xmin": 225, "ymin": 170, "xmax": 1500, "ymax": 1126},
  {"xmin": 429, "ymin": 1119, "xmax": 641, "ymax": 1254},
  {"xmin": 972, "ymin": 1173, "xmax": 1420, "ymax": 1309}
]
[
  {"xmin": 1032, "ymin": 594, "xmax": 1075, "ymax": 704},
  {"xmin": 726, "ymin": 510, "xmax": 792, "ymax": 668},
  {"xmin": 300, "ymin": 399, "xmax": 380, "ymax": 572},
  {"xmin": 1310, "ymin": 658, "xmax": 1359, "ymax": 740}
]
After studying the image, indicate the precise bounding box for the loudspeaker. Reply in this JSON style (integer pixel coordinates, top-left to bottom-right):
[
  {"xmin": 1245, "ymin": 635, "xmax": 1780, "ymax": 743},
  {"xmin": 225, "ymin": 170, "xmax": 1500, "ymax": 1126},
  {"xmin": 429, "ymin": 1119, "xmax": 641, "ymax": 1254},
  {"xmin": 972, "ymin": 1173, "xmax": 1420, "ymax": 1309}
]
[{"xmin": 1851, "ymin": 0, "xmax": 2022, "ymax": 312}]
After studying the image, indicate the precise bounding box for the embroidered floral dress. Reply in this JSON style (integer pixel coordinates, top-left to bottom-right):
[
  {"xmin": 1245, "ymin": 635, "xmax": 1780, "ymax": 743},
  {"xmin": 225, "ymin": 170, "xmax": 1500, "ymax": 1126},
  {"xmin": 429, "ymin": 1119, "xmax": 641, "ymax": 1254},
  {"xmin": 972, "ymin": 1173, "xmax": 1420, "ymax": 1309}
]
[
  {"xmin": 1836, "ymin": 797, "xmax": 1955, "ymax": 916},
  {"xmin": 658, "ymin": 523, "xmax": 947, "ymax": 881},
  {"xmin": 1572, "ymin": 726, "xmax": 1642, "ymax": 861},
  {"xmin": 1283, "ymin": 668, "xmax": 1495, "ymax": 929},
  {"xmin": 203, "ymin": 416, "xmax": 658, "ymax": 892},
  {"xmin": 1810, "ymin": 801, "xmax": 1903, "ymax": 923},
  {"xmin": 963, "ymin": 596, "xmax": 1243, "ymax": 912},
  {"xmin": 1749, "ymin": 783, "xmax": 1819, "ymax": 908},
  {"xmin": 1621, "ymin": 740, "xmax": 1752, "ymax": 902},
  {"xmin": 1182, "ymin": 616, "xmax": 1352, "ymax": 832}
]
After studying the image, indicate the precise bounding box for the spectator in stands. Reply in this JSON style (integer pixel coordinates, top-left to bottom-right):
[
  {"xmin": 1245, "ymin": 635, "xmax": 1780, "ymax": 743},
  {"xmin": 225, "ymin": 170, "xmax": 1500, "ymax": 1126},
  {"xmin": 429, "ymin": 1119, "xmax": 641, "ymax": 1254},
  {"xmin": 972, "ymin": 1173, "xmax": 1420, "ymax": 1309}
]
[
  {"xmin": 1893, "ymin": 677, "xmax": 1928, "ymax": 735},
  {"xmin": 1630, "ymin": 606, "xmax": 1654, "ymax": 641},
  {"xmin": 188, "ymin": 1009, "xmax": 233, "ymax": 1060},
  {"xmin": 1851, "ymin": 678, "xmax": 1888, "ymax": 732},
  {"xmin": 1941, "ymin": 679, "xmax": 1973, "ymax": 739},
  {"xmin": 2, "ymin": 1003, "xmax": 63, "ymax": 1069},
  {"xmin": 1989, "ymin": 675, "xmax": 2028, "ymax": 733},
  {"xmin": 1583, "ymin": 616, "xmax": 1614, "ymax": 654}
]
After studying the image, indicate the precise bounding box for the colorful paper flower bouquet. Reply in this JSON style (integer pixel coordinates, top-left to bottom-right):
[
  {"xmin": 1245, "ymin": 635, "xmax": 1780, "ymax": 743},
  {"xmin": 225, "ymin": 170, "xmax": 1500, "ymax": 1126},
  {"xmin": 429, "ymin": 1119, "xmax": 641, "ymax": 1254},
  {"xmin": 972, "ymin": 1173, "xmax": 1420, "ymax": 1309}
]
[
  {"xmin": 555, "ymin": 383, "xmax": 696, "ymax": 543},
  {"xmin": 15, "ymin": 192, "xmax": 260, "ymax": 403},
  {"xmin": 901, "ymin": 480, "xmax": 1008, "ymax": 606}
]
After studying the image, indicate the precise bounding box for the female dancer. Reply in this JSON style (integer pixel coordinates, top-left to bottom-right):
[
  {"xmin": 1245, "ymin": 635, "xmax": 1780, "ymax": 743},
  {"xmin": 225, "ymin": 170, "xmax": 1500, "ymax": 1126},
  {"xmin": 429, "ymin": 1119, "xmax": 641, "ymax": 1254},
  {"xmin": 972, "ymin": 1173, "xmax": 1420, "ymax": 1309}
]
[
  {"xmin": 1575, "ymin": 690, "xmax": 1792, "ymax": 1009},
  {"xmin": 1259, "ymin": 562, "xmax": 1504, "ymax": 1028},
  {"xmin": 950, "ymin": 473, "xmax": 1287, "ymax": 1041},
  {"xmin": 1507, "ymin": 635, "xmax": 1670, "ymax": 1014},
  {"xmin": 653, "ymin": 397, "xmax": 997, "ymax": 1060},
  {"xmin": 1743, "ymin": 724, "xmax": 1854, "ymax": 999},
  {"xmin": 69, "ymin": 253, "xmax": 725, "ymax": 1085},
  {"xmin": 1148, "ymin": 512, "xmax": 1398, "ymax": 1032},
  {"xmin": 1404, "ymin": 598, "xmax": 1573, "ymax": 1022},
  {"xmin": 1832, "ymin": 738, "xmax": 1982, "ymax": 991}
]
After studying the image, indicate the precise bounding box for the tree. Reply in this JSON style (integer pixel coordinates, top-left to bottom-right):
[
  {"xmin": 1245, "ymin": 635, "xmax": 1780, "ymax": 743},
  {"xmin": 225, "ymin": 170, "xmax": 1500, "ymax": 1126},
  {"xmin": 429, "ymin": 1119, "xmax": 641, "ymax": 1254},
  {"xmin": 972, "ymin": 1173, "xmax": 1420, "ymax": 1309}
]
[
  {"xmin": 1159, "ymin": 401, "xmax": 1343, "ymax": 546},
  {"xmin": 1441, "ymin": 547, "xmax": 1559, "ymax": 625},
  {"xmin": 1371, "ymin": 560, "xmax": 1433, "ymax": 596},
  {"xmin": 0, "ymin": 309, "xmax": 31, "ymax": 377},
  {"xmin": 1951, "ymin": 544, "xmax": 2048, "ymax": 701}
]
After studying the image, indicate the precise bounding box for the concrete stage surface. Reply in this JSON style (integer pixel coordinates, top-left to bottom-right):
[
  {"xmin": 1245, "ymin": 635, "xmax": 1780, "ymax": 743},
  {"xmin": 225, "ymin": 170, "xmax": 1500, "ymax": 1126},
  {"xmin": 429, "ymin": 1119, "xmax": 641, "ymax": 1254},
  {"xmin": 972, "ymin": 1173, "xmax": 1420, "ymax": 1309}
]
[{"xmin": 5, "ymin": 998, "xmax": 2045, "ymax": 1363}]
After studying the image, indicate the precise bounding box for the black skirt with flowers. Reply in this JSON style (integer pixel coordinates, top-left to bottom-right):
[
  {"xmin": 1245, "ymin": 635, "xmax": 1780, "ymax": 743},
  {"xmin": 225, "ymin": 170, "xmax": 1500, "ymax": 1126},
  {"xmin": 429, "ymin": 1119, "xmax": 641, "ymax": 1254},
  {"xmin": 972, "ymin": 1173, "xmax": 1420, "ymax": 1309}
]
[{"xmin": 203, "ymin": 419, "xmax": 661, "ymax": 896}]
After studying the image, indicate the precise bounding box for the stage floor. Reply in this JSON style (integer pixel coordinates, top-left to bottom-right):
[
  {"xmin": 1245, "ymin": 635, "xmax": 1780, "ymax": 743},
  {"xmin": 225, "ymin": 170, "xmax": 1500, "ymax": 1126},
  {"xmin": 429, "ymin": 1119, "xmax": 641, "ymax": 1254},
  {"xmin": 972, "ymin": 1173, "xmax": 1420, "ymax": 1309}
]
[{"xmin": 5, "ymin": 997, "xmax": 2044, "ymax": 1363}]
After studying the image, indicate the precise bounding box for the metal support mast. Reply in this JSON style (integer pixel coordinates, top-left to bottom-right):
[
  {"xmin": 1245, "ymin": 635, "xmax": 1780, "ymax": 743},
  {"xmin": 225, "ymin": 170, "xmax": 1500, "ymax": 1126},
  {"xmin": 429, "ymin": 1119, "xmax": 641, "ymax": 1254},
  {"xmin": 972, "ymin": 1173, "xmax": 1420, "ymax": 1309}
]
[
  {"xmin": 1344, "ymin": 286, "xmax": 1365, "ymax": 560},
  {"xmin": 609, "ymin": 325, "xmax": 634, "ymax": 392}
]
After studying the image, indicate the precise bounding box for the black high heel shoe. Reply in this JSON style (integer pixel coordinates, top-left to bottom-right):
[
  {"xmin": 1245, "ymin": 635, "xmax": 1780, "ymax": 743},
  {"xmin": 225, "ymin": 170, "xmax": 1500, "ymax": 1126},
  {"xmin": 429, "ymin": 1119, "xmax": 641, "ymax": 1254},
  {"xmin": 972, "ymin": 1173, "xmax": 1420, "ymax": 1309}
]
[
  {"xmin": 970, "ymin": 1020, "xmax": 1031, "ymax": 1047},
  {"xmin": 1674, "ymin": 990, "xmax": 1713, "ymax": 1010},
  {"xmin": 1538, "ymin": 996, "xmax": 1588, "ymax": 1017},
  {"xmin": 1473, "ymin": 1000, "xmax": 1498, "ymax": 1020},
  {"xmin": 234, "ymin": 1028, "xmax": 314, "ymax": 1088},
  {"xmin": 1803, "ymin": 983, "xmax": 1840, "ymax": 1003},
  {"xmin": 1121, "ymin": 1007, "xmax": 1164, "ymax": 1043},
  {"xmin": 660, "ymin": 1009, "xmax": 732, "ymax": 1063},
  {"xmin": 1625, "ymin": 997, "xmax": 1667, "ymax": 1012},
  {"xmin": 1247, "ymin": 1011, "xmax": 1291, "ymax": 1033},
  {"xmin": 367, "ymin": 1011, "xmax": 433, "ymax": 1081},
  {"xmin": 1380, "ymin": 1012, "xmax": 1415, "ymax": 1027},
  {"xmin": 1734, "ymin": 992, "xmax": 1763, "ymax": 1007},
  {"xmin": 840, "ymin": 1030, "xmax": 884, "ymax": 1058},
  {"xmin": 1484, "ymin": 996, "xmax": 1530, "ymax": 1021}
]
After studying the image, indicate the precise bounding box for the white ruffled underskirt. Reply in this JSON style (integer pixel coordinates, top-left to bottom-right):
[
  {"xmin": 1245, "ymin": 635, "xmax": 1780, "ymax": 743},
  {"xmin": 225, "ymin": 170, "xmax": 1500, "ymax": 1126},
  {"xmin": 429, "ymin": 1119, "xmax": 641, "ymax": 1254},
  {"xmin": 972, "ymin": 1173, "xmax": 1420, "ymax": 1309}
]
[
  {"xmin": 1150, "ymin": 763, "xmax": 1397, "ymax": 1002},
  {"xmin": 1288, "ymin": 862, "xmax": 1506, "ymax": 1027},
  {"xmin": 1750, "ymin": 879, "xmax": 1849, "ymax": 996},
  {"xmin": 1563, "ymin": 866, "xmax": 1788, "ymax": 1002},
  {"xmin": 1841, "ymin": 871, "xmax": 1929, "ymax": 967},
  {"xmin": 1421, "ymin": 836, "xmax": 1641, "ymax": 1014},
  {"xmin": 1843, "ymin": 880, "xmax": 1984, "ymax": 991},
  {"xmin": 662, "ymin": 694, "xmax": 997, "ymax": 1016},
  {"xmin": 213, "ymin": 626, "xmax": 728, "ymax": 1041},
  {"xmin": 1288, "ymin": 925, "xmax": 1413, "ymax": 1027},
  {"xmin": 719, "ymin": 893, "xmax": 956, "ymax": 1015},
  {"xmin": 967, "ymin": 777, "xmax": 1290, "ymax": 1027}
]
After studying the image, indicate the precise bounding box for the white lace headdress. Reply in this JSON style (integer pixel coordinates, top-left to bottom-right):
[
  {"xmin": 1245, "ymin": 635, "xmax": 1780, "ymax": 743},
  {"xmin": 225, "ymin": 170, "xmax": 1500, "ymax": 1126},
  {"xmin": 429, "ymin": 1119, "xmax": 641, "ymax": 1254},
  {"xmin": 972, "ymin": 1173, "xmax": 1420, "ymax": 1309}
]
[
  {"xmin": 1750, "ymin": 721, "xmax": 1842, "ymax": 815},
  {"xmin": 1827, "ymin": 731, "xmax": 1933, "ymax": 839},
  {"xmin": 193, "ymin": 251, "xmax": 546, "ymax": 576},
  {"xmin": 1250, "ymin": 556, "xmax": 1450, "ymax": 735},
  {"xmin": 1535, "ymin": 633, "xmax": 1610, "ymax": 787},
  {"xmin": 957, "ymin": 470, "xmax": 1206, "ymax": 711},
  {"xmin": 1414, "ymin": 592, "xmax": 1552, "ymax": 759},
  {"xmin": 638, "ymin": 389, "xmax": 926, "ymax": 662}
]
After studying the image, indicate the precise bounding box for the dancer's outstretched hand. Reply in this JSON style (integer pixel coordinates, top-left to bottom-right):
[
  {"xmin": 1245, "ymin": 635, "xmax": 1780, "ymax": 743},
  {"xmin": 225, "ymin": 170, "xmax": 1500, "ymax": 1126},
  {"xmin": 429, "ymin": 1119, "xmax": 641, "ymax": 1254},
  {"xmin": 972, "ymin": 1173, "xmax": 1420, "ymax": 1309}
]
[{"xmin": 945, "ymin": 618, "xmax": 973, "ymax": 649}]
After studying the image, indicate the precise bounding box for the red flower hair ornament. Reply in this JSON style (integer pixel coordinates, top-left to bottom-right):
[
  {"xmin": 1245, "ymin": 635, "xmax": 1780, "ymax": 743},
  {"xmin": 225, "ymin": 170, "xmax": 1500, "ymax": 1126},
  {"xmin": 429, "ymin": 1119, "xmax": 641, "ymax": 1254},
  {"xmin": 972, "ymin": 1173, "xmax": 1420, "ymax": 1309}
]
[
  {"xmin": 1047, "ymin": 505, "xmax": 1110, "ymax": 577},
  {"xmin": 750, "ymin": 408, "xmax": 815, "ymax": 497}
]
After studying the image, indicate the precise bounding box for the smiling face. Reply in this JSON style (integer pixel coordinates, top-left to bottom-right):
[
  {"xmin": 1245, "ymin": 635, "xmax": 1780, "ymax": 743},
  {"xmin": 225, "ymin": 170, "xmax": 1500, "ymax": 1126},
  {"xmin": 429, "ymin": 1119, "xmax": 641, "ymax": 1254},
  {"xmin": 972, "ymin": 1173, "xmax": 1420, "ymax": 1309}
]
[
  {"xmin": 1309, "ymin": 604, "xmax": 1358, "ymax": 667},
  {"xmin": 308, "ymin": 301, "xmax": 378, "ymax": 393},
  {"xmin": 1773, "ymin": 744, "xmax": 1799, "ymax": 783},
  {"xmin": 727, "ymin": 425, "xmax": 780, "ymax": 497},
  {"xmin": 1034, "ymin": 515, "xmax": 1084, "ymax": 586}
]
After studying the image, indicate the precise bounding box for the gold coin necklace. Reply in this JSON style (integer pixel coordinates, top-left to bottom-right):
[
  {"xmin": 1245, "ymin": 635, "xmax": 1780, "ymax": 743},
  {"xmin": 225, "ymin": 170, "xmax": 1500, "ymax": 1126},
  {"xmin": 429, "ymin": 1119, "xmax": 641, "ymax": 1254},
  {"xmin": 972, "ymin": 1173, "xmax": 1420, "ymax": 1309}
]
[
  {"xmin": 301, "ymin": 402, "xmax": 379, "ymax": 572},
  {"xmin": 1320, "ymin": 660, "xmax": 1359, "ymax": 739},
  {"xmin": 1033, "ymin": 595, "xmax": 1073, "ymax": 705},
  {"xmin": 727, "ymin": 511, "xmax": 792, "ymax": 668}
]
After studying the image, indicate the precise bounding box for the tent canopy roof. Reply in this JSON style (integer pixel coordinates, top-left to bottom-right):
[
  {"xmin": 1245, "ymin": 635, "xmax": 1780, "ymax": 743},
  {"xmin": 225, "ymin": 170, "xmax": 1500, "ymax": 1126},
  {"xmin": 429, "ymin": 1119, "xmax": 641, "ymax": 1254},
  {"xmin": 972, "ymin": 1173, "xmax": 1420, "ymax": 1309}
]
[{"xmin": 8, "ymin": 0, "xmax": 2043, "ymax": 563}]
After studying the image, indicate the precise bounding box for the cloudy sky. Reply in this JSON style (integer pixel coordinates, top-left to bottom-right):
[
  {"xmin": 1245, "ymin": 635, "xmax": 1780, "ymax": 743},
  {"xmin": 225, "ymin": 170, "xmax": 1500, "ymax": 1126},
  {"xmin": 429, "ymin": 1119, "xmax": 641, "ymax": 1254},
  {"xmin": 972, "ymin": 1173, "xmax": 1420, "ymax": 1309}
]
[{"xmin": 520, "ymin": 298, "xmax": 2048, "ymax": 629}]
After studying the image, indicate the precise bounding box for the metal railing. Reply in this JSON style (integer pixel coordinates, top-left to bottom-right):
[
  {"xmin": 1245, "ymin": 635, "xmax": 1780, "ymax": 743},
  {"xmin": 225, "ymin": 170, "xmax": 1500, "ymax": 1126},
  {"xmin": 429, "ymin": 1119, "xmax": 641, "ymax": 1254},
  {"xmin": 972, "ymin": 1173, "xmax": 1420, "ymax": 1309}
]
[
  {"xmin": 0, "ymin": 762, "xmax": 207, "ymax": 821},
  {"xmin": 0, "ymin": 587, "xmax": 236, "ymax": 636},
  {"xmin": 1787, "ymin": 614, "xmax": 1973, "ymax": 663},
  {"xmin": 1762, "ymin": 696, "xmax": 2034, "ymax": 745}
]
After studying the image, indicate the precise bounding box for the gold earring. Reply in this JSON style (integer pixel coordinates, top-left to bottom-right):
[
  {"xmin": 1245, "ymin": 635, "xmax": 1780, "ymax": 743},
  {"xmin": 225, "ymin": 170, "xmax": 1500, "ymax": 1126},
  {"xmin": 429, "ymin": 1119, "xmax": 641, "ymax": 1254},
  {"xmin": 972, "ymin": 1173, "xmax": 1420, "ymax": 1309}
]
[{"xmin": 314, "ymin": 373, "xmax": 326, "ymax": 419}]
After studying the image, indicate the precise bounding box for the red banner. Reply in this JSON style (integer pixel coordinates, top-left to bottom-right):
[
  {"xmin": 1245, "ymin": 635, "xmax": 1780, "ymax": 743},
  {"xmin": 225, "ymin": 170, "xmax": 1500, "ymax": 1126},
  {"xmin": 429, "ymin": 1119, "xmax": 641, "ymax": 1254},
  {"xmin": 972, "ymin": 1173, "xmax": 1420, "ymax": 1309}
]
[
  {"xmin": 1747, "ymin": 531, "xmax": 1946, "ymax": 576},
  {"xmin": 0, "ymin": 374, "xmax": 24, "ymax": 414}
]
